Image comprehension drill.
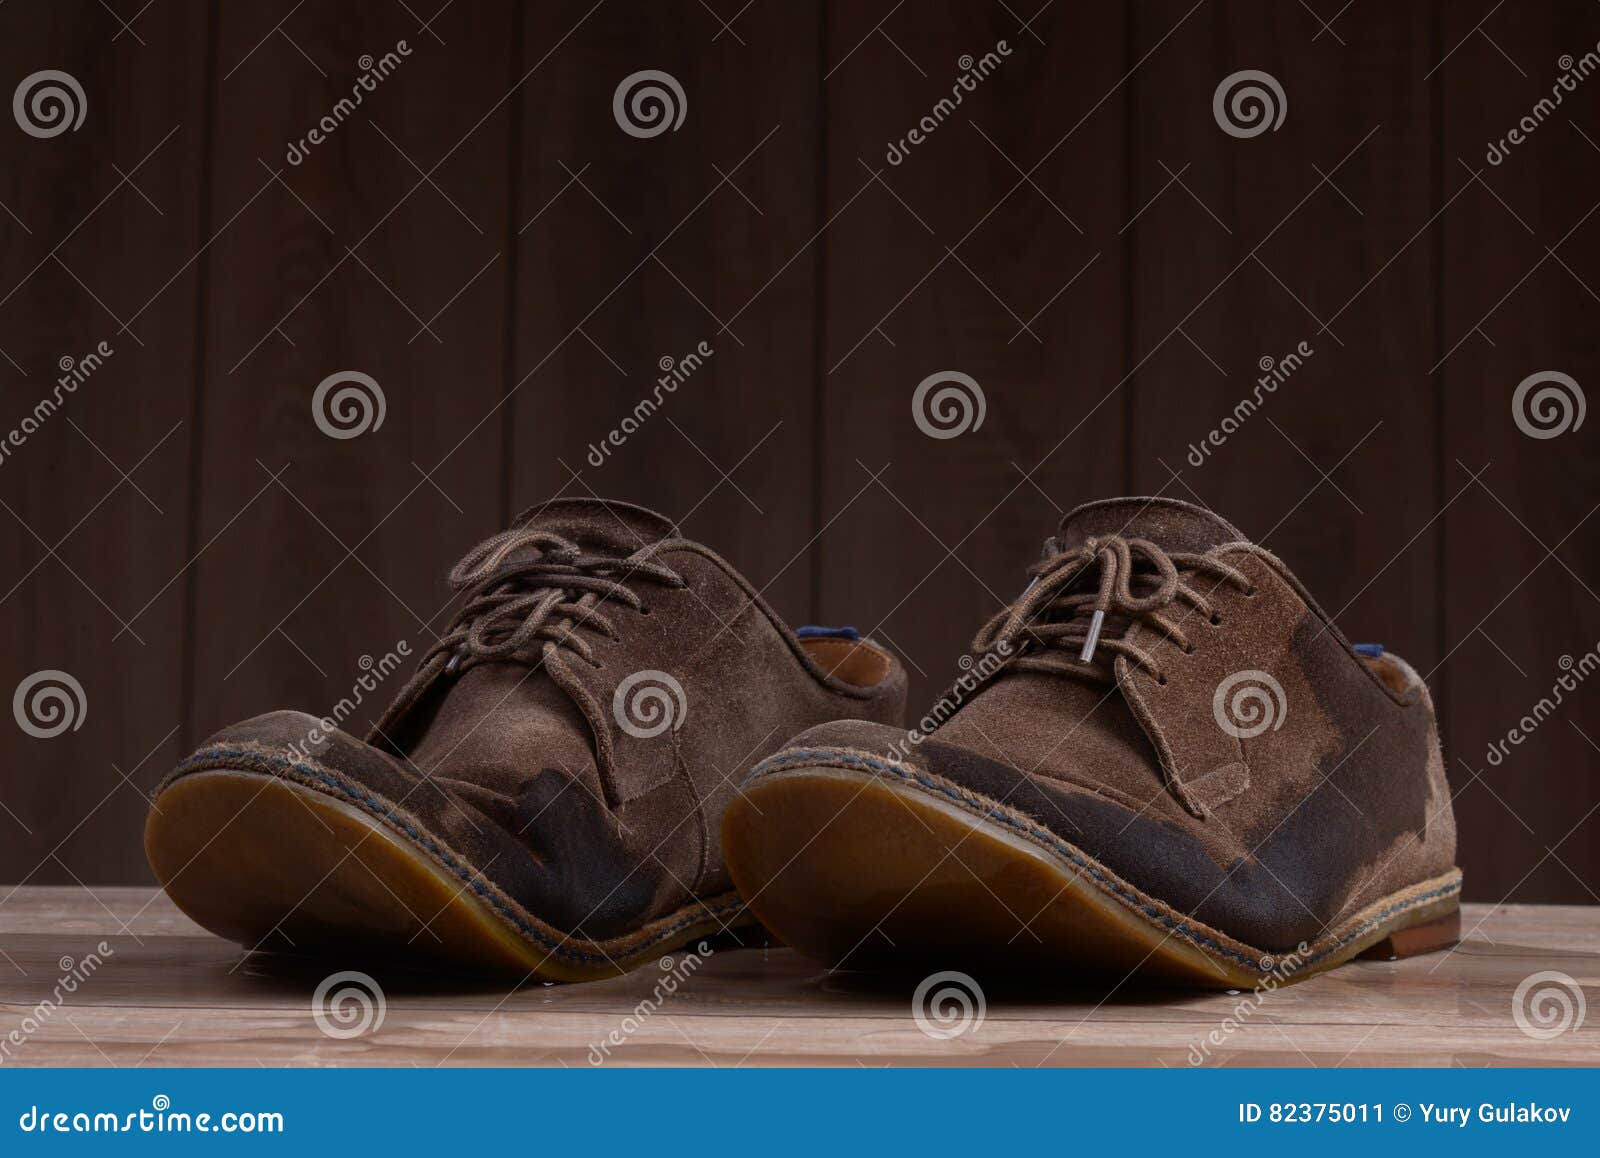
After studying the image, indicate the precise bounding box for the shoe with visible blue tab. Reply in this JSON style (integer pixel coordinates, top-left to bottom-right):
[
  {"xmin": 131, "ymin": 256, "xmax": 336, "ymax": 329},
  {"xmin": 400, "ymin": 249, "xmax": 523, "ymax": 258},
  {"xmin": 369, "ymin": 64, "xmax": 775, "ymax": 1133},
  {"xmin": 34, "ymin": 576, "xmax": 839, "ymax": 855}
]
[
  {"xmin": 724, "ymin": 497, "xmax": 1461, "ymax": 988},
  {"xmin": 146, "ymin": 499, "xmax": 907, "ymax": 980}
]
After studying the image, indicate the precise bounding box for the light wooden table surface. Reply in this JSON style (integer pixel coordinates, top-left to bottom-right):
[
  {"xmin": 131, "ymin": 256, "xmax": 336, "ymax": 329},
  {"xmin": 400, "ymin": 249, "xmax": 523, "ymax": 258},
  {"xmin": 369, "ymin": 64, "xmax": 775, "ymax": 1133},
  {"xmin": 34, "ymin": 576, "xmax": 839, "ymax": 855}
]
[{"xmin": 0, "ymin": 888, "xmax": 1595, "ymax": 1066}]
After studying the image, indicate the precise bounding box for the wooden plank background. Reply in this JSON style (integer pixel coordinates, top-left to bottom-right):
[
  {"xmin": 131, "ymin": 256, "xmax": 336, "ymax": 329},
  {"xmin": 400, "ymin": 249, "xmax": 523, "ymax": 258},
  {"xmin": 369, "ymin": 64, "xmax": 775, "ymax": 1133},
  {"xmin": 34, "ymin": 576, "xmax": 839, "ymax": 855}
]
[{"xmin": 0, "ymin": 0, "xmax": 1595, "ymax": 905}]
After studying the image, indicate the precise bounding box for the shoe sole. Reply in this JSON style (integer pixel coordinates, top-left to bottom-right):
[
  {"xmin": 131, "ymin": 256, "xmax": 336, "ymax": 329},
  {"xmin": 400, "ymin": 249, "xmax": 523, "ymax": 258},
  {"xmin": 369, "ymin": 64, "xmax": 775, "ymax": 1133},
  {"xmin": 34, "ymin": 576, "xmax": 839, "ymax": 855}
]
[
  {"xmin": 723, "ymin": 764, "xmax": 1461, "ymax": 988},
  {"xmin": 146, "ymin": 769, "xmax": 749, "ymax": 982}
]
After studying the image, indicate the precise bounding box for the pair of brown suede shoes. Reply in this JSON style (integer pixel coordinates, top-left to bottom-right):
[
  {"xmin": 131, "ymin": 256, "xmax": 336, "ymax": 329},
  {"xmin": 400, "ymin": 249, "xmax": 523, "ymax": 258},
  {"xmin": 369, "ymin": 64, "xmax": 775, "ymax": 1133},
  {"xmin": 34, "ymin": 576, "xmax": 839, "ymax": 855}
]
[{"xmin": 146, "ymin": 496, "xmax": 1460, "ymax": 989}]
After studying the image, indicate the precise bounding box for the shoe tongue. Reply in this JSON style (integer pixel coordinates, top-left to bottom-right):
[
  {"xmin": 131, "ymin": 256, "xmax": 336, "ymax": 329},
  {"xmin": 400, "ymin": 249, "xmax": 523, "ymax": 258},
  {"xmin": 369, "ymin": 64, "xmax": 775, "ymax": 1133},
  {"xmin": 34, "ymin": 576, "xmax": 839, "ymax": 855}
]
[
  {"xmin": 1056, "ymin": 497, "xmax": 1247, "ymax": 555},
  {"xmin": 512, "ymin": 498, "xmax": 681, "ymax": 553},
  {"xmin": 416, "ymin": 498, "xmax": 681, "ymax": 787}
]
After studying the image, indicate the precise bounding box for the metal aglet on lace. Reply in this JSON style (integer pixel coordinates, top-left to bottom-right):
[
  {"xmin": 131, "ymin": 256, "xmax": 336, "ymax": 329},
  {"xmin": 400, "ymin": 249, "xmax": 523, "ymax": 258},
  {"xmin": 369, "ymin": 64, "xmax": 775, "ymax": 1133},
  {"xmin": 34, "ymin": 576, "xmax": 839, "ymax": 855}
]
[{"xmin": 1078, "ymin": 608, "xmax": 1106, "ymax": 663}]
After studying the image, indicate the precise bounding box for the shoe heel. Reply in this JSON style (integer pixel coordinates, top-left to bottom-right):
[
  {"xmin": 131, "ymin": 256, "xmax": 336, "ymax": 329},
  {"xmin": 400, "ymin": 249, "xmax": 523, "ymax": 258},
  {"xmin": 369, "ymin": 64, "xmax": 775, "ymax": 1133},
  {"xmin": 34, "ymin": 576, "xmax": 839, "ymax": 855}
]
[{"xmin": 1357, "ymin": 909, "xmax": 1460, "ymax": 961}]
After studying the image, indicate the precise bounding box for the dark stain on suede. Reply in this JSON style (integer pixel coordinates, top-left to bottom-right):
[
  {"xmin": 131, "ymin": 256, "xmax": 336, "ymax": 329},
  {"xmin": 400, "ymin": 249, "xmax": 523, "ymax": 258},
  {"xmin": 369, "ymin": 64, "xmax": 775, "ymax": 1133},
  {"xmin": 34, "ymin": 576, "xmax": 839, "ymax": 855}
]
[
  {"xmin": 512, "ymin": 768, "xmax": 658, "ymax": 938},
  {"xmin": 914, "ymin": 740, "xmax": 1351, "ymax": 950}
]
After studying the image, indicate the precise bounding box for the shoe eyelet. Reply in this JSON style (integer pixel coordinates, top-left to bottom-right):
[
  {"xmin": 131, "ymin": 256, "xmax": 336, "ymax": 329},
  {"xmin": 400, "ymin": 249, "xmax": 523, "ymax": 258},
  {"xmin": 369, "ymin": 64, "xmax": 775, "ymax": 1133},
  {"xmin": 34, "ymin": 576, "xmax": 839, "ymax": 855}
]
[
  {"xmin": 1209, "ymin": 613, "xmax": 1222, "ymax": 627},
  {"xmin": 1156, "ymin": 674, "xmax": 1168, "ymax": 686},
  {"xmin": 1244, "ymin": 587, "xmax": 1257, "ymax": 599}
]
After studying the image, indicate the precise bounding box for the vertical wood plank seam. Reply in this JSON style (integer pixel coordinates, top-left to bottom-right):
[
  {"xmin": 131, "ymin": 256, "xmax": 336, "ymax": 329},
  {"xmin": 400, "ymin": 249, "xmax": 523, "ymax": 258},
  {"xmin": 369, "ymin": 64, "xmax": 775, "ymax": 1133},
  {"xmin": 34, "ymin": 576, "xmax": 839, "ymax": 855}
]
[
  {"xmin": 498, "ymin": 2, "xmax": 528, "ymax": 526},
  {"xmin": 1122, "ymin": 0, "xmax": 1138, "ymax": 497},
  {"xmin": 178, "ymin": 0, "xmax": 225, "ymax": 756},
  {"xmin": 1429, "ymin": 0, "xmax": 1450, "ymax": 787},
  {"xmin": 807, "ymin": 2, "xmax": 831, "ymax": 622}
]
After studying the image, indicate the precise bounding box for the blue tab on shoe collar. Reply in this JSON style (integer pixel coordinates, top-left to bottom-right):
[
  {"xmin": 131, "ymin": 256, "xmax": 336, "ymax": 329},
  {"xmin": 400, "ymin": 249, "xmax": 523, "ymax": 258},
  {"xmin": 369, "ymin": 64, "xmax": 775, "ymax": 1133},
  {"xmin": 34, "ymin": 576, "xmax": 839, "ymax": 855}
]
[
  {"xmin": 797, "ymin": 625, "xmax": 860, "ymax": 641},
  {"xmin": 1353, "ymin": 642, "xmax": 1385, "ymax": 658}
]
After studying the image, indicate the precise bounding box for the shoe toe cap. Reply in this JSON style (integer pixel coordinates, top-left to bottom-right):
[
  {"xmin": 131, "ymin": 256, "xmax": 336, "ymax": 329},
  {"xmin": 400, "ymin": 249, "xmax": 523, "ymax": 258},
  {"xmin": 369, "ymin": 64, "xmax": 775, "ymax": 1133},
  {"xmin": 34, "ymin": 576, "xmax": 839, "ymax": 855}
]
[{"xmin": 749, "ymin": 723, "xmax": 1325, "ymax": 952}]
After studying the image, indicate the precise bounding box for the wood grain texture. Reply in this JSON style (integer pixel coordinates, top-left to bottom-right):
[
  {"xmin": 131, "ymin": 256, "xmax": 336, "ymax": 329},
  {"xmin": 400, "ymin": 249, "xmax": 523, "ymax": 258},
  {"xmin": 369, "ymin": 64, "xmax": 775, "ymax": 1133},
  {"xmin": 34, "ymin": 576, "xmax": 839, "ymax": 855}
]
[
  {"xmin": 0, "ymin": 888, "xmax": 1596, "ymax": 1066},
  {"xmin": 0, "ymin": 1, "xmax": 1593, "ymax": 911},
  {"xmin": 187, "ymin": 0, "xmax": 517, "ymax": 750},
  {"xmin": 507, "ymin": 0, "xmax": 824, "ymax": 621},
  {"xmin": 1127, "ymin": 0, "xmax": 1439, "ymax": 669},
  {"xmin": 0, "ymin": 0, "xmax": 209, "ymax": 884},
  {"xmin": 1437, "ymin": 1, "xmax": 1600, "ymax": 903},
  {"xmin": 813, "ymin": 0, "xmax": 1128, "ymax": 688}
]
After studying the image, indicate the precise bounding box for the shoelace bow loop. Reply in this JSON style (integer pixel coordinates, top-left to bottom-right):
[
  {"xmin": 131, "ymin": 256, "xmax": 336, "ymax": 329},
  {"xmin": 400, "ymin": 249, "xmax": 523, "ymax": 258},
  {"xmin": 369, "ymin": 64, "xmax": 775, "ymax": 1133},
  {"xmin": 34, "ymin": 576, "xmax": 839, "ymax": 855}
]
[
  {"xmin": 428, "ymin": 527, "xmax": 686, "ymax": 673},
  {"xmin": 972, "ymin": 533, "xmax": 1253, "ymax": 683}
]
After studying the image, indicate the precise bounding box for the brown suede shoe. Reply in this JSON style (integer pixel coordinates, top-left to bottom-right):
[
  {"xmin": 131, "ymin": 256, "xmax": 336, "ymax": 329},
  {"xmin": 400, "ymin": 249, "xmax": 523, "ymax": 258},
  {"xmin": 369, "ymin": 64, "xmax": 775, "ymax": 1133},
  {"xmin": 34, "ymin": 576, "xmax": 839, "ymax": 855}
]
[
  {"xmin": 146, "ymin": 499, "xmax": 906, "ymax": 980},
  {"xmin": 724, "ymin": 497, "xmax": 1460, "ymax": 988}
]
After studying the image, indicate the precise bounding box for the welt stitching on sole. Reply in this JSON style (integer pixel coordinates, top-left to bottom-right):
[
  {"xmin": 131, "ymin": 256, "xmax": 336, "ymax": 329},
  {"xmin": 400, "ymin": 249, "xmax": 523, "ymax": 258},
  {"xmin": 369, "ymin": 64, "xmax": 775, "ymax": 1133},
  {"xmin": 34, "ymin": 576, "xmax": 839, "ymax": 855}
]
[
  {"xmin": 170, "ymin": 748, "xmax": 743, "ymax": 968},
  {"xmin": 746, "ymin": 748, "xmax": 1461, "ymax": 976}
]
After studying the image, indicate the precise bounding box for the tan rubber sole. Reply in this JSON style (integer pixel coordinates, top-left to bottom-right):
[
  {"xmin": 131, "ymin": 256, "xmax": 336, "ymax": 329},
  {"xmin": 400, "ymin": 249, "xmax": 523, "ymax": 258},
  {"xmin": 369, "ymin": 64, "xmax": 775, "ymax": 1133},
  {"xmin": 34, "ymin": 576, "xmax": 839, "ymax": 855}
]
[
  {"xmin": 146, "ymin": 769, "xmax": 749, "ymax": 982},
  {"xmin": 723, "ymin": 765, "xmax": 1461, "ymax": 988}
]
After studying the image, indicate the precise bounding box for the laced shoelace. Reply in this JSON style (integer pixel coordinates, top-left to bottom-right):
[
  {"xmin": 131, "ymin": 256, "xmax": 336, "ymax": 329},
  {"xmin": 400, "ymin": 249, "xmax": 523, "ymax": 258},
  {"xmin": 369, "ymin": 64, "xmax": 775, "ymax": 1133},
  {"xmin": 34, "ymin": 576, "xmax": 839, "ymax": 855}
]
[
  {"xmin": 427, "ymin": 527, "xmax": 687, "ymax": 675},
  {"xmin": 972, "ymin": 533, "xmax": 1254, "ymax": 684}
]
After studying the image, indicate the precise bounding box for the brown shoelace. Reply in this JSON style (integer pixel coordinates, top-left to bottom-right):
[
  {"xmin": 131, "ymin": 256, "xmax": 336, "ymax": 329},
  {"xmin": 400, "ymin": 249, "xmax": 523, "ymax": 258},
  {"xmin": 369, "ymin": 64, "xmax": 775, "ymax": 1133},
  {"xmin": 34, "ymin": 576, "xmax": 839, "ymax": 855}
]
[
  {"xmin": 428, "ymin": 527, "xmax": 687, "ymax": 675},
  {"xmin": 972, "ymin": 533, "xmax": 1253, "ymax": 684}
]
